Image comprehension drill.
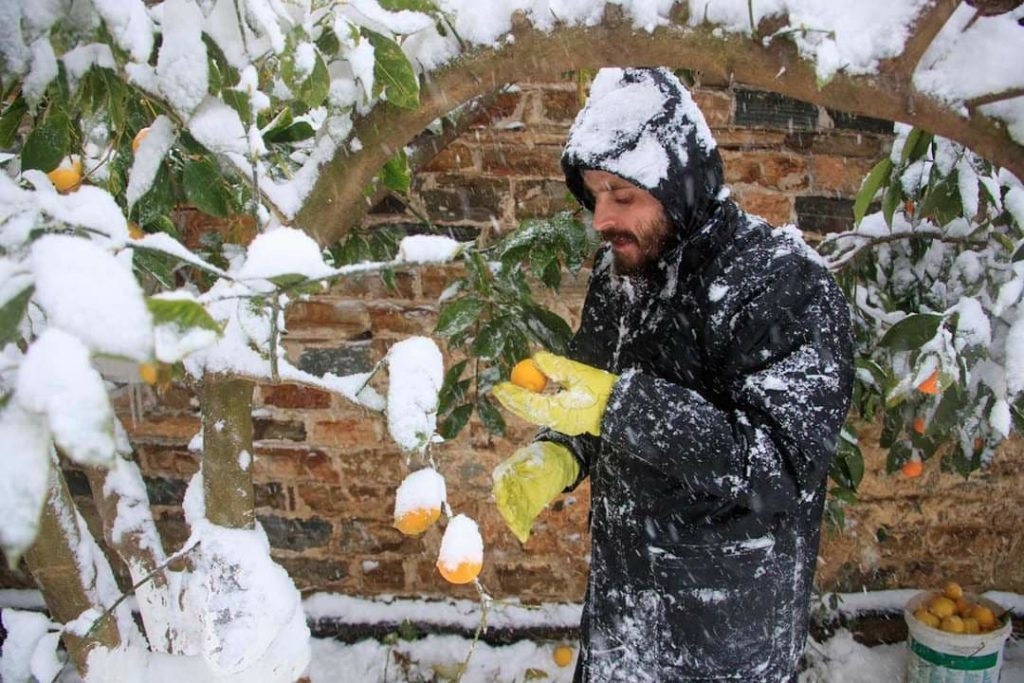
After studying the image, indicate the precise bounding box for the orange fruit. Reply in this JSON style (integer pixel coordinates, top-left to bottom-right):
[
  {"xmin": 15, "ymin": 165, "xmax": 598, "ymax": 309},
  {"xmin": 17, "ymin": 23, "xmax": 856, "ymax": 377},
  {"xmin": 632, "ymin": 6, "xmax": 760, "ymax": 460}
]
[
  {"xmin": 955, "ymin": 597, "xmax": 971, "ymax": 618},
  {"xmin": 970, "ymin": 604, "xmax": 996, "ymax": 630},
  {"xmin": 917, "ymin": 370, "xmax": 940, "ymax": 395},
  {"xmin": 510, "ymin": 359, "xmax": 547, "ymax": 393},
  {"xmin": 128, "ymin": 222, "xmax": 145, "ymax": 240},
  {"xmin": 133, "ymin": 127, "xmax": 150, "ymax": 153},
  {"xmin": 394, "ymin": 506, "xmax": 441, "ymax": 536},
  {"xmin": 914, "ymin": 608, "xmax": 940, "ymax": 628},
  {"xmin": 913, "ymin": 417, "xmax": 926, "ymax": 435},
  {"xmin": 928, "ymin": 595, "xmax": 956, "ymax": 619},
  {"xmin": 553, "ymin": 645, "xmax": 574, "ymax": 668},
  {"xmin": 940, "ymin": 615, "xmax": 965, "ymax": 634},
  {"xmin": 901, "ymin": 460, "xmax": 924, "ymax": 479},
  {"xmin": 139, "ymin": 362, "xmax": 160, "ymax": 385},
  {"xmin": 943, "ymin": 581, "xmax": 964, "ymax": 601},
  {"xmin": 47, "ymin": 160, "xmax": 83, "ymax": 193},
  {"xmin": 963, "ymin": 617, "xmax": 981, "ymax": 634},
  {"xmin": 437, "ymin": 559, "xmax": 481, "ymax": 585}
]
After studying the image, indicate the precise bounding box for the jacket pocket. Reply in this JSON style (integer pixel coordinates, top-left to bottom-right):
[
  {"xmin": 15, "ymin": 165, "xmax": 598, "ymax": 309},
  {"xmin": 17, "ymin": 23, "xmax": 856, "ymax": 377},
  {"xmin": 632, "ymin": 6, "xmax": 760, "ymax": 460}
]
[{"xmin": 648, "ymin": 535, "xmax": 780, "ymax": 679}]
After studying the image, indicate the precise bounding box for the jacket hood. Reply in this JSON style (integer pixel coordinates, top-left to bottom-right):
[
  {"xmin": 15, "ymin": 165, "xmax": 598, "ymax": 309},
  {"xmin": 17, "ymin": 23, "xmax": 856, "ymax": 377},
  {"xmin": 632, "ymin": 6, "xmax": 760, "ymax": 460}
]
[{"xmin": 562, "ymin": 68, "xmax": 725, "ymax": 241}]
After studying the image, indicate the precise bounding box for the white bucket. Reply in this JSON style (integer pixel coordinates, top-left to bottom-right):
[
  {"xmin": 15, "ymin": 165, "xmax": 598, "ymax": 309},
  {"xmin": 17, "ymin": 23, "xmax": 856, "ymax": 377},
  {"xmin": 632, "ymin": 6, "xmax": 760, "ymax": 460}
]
[{"xmin": 904, "ymin": 591, "xmax": 1013, "ymax": 683}]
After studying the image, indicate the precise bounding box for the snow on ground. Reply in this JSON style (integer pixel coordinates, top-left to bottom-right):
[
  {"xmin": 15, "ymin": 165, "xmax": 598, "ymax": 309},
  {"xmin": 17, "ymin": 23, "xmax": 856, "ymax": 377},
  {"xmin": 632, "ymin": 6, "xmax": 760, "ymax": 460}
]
[{"xmin": 5, "ymin": 590, "xmax": 1020, "ymax": 682}]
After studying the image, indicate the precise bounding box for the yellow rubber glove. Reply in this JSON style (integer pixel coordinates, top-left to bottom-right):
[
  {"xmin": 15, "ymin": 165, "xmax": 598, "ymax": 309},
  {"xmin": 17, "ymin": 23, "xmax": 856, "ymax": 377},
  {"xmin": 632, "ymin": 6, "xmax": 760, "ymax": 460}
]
[
  {"xmin": 491, "ymin": 352, "xmax": 618, "ymax": 437},
  {"xmin": 492, "ymin": 441, "xmax": 580, "ymax": 543}
]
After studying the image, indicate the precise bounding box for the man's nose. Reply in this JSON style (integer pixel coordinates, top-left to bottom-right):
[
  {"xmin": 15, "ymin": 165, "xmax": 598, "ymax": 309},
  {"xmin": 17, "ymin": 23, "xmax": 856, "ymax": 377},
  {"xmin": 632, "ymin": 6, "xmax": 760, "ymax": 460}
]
[{"xmin": 591, "ymin": 200, "xmax": 618, "ymax": 233}]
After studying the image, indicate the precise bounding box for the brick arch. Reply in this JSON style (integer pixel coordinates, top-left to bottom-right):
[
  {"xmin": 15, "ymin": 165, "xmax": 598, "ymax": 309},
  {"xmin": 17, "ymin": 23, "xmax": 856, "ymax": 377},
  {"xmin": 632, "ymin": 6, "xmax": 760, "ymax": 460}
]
[{"xmin": 296, "ymin": 3, "xmax": 1023, "ymax": 244}]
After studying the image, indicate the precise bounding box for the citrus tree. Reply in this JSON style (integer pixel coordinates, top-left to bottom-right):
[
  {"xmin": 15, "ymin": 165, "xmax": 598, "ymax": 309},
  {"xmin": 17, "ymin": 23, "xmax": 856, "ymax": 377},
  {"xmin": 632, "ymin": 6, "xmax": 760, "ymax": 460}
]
[{"xmin": 0, "ymin": 0, "xmax": 1022, "ymax": 680}]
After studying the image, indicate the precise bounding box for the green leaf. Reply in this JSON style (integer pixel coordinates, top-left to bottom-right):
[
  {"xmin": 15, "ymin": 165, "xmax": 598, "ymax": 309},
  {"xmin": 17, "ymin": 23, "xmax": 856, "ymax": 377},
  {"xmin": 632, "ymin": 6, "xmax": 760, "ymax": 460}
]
[
  {"xmin": 471, "ymin": 318, "xmax": 506, "ymax": 360},
  {"xmin": 879, "ymin": 408, "xmax": 901, "ymax": 448},
  {"xmin": 265, "ymin": 121, "xmax": 316, "ymax": 144},
  {"xmin": 0, "ymin": 286, "xmax": 33, "ymax": 346},
  {"xmin": 146, "ymin": 296, "xmax": 222, "ymax": 333},
  {"xmin": 918, "ymin": 176, "xmax": 962, "ymax": 226},
  {"xmin": 223, "ymin": 89, "xmax": 252, "ymax": 127},
  {"xmin": 524, "ymin": 306, "xmax": 572, "ymax": 354},
  {"xmin": 133, "ymin": 249, "xmax": 177, "ymax": 289},
  {"xmin": 298, "ymin": 53, "xmax": 330, "ymax": 109},
  {"xmin": 380, "ymin": 267, "xmax": 398, "ymax": 292},
  {"xmin": 901, "ymin": 129, "xmax": 933, "ymax": 164},
  {"xmin": 885, "ymin": 440, "xmax": 912, "ymax": 474},
  {"xmin": 261, "ymin": 108, "xmax": 293, "ymax": 139},
  {"xmin": 829, "ymin": 435, "xmax": 863, "ymax": 492},
  {"xmin": 22, "ymin": 112, "xmax": 71, "ymax": 172},
  {"xmin": 927, "ymin": 388, "xmax": 965, "ymax": 438},
  {"xmin": 435, "ymin": 297, "xmax": 484, "ymax": 337},
  {"xmin": 437, "ymin": 360, "xmax": 468, "ymax": 415},
  {"xmin": 380, "ymin": 150, "xmax": 410, "ymax": 194},
  {"xmin": 377, "ymin": 0, "xmax": 439, "ymax": 11},
  {"xmin": 364, "ymin": 29, "xmax": 420, "ymax": 109},
  {"xmin": 439, "ymin": 403, "xmax": 472, "ymax": 439},
  {"xmin": 0, "ymin": 96, "xmax": 26, "ymax": 148},
  {"xmin": 131, "ymin": 163, "xmax": 176, "ymax": 226},
  {"xmin": 183, "ymin": 158, "xmax": 231, "ymax": 218},
  {"xmin": 477, "ymin": 395, "xmax": 506, "ymax": 436},
  {"xmin": 879, "ymin": 313, "xmax": 944, "ymax": 351},
  {"xmin": 316, "ymin": 28, "xmax": 341, "ymax": 56},
  {"xmin": 853, "ymin": 158, "xmax": 892, "ymax": 226},
  {"xmin": 991, "ymin": 231, "xmax": 1015, "ymax": 253},
  {"xmin": 881, "ymin": 181, "xmax": 901, "ymax": 228}
]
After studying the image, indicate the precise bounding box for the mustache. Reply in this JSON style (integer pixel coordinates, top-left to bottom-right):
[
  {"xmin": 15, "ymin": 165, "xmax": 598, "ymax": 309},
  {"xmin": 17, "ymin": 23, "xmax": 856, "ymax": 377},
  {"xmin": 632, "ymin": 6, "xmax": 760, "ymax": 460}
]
[{"xmin": 600, "ymin": 230, "xmax": 637, "ymax": 243}]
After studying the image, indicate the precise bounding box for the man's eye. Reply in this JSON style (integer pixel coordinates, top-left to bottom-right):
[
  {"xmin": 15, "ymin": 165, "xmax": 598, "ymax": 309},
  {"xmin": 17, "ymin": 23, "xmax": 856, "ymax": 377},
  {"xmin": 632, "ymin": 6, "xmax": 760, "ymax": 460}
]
[{"xmin": 614, "ymin": 192, "xmax": 633, "ymax": 205}]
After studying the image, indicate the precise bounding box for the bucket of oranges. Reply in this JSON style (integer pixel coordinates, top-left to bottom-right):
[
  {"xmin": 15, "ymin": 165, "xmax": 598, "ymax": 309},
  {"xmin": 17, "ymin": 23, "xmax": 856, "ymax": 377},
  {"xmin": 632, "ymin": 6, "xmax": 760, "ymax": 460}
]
[{"xmin": 904, "ymin": 582, "xmax": 1012, "ymax": 683}]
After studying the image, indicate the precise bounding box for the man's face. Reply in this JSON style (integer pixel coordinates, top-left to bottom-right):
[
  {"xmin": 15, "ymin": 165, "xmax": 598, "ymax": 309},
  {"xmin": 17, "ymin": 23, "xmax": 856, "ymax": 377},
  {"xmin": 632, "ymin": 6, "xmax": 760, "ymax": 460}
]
[{"xmin": 582, "ymin": 170, "xmax": 672, "ymax": 276}]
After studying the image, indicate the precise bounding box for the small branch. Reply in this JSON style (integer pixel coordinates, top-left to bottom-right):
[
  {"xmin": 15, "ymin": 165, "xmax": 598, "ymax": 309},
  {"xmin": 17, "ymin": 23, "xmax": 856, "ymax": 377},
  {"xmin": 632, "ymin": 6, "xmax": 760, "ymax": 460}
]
[
  {"xmin": 824, "ymin": 229, "xmax": 986, "ymax": 271},
  {"xmin": 887, "ymin": 0, "xmax": 961, "ymax": 76},
  {"xmin": 967, "ymin": 87, "xmax": 1024, "ymax": 110},
  {"xmin": 269, "ymin": 294, "xmax": 281, "ymax": 382},
  {"xmin": 78, "ymin": 539, "xmax": 201, "ymax": 644}
]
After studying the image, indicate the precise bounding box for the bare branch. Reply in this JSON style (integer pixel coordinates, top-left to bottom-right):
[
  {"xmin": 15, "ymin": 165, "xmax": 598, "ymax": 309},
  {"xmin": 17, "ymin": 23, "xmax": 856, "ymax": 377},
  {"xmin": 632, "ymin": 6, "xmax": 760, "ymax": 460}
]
[
  {"xmin": 967, "ymin": 87, "xmax": 1024, "ymax": 110},
  {"xmin": 824, "ymin": 229, "xmax": 987, "ymax": 271},
  {"xmin": 295, "ymin": 3, "xmax": 1024, "ymax": 245},
  {"xmin": 885, "ymin": 0, "xmax": 962, "ymax": 76}
]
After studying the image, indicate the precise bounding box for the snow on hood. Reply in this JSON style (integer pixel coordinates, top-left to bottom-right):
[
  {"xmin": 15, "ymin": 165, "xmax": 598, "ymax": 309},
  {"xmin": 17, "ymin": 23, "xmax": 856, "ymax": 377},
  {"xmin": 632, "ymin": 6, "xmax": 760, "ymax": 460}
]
[{"xmin": 562, "ymin": 67, "xmax": 725, "ymax": 240}]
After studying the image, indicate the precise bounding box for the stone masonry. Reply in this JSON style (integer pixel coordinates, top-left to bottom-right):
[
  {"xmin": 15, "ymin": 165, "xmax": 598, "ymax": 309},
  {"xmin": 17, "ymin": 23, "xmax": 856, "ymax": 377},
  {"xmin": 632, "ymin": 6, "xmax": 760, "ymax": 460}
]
[{"xmin": 5, "ymin": 78, "xmax": 1022, "ymax": 607}]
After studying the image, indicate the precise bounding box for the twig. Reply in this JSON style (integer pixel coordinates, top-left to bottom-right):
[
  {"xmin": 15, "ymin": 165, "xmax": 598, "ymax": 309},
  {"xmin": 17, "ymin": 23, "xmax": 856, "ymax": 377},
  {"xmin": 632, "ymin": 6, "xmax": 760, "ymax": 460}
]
[
  {"xmin": 824, "ymin": 230, "xmax": 987, "ymax": 271},
  {"xmin": 269, "ymin": 294, "xmax": 281, "ymax": 382},
  {"xmin": 967, "ymin": 87, "xmax": 1024, "ymax": 111},
  {"xmin": 78, "ymin": 538, "xmax": 201, "ymax": 642},
  {"xmin": 454, "ymin": 582, "xmax": 493, "ymax": 683}
]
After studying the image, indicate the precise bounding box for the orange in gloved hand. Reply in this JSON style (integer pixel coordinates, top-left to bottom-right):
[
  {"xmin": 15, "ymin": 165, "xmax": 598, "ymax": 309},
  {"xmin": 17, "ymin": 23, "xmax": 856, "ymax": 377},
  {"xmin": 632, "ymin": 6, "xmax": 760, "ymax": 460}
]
[
  {"xmin": 492, "ymin": 352, "xmax": 617, "ymax": 437},
  {"xmin": 510, "ymin": 358, "xmax": 548, "ymax": 393}
]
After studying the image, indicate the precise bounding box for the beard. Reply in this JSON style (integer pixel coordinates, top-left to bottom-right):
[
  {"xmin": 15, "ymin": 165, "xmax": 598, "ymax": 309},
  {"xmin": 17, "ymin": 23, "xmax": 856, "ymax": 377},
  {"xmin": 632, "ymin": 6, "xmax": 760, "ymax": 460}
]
[{"xmin": 604, "ymin": 214, "xmax": 673, "ymax": 277}]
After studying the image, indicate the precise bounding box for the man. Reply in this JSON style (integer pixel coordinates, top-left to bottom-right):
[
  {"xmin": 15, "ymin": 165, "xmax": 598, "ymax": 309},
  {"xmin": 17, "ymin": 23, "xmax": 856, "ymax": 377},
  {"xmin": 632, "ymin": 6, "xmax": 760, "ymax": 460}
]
[{"xmin": 491, "ymin": 68, "xmax": 854, "ymax": 682}]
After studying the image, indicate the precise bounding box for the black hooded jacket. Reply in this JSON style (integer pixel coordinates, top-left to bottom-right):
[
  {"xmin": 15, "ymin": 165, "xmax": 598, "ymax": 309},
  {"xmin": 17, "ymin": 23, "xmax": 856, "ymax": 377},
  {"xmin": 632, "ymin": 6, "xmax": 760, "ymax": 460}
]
[{"xmin": 541, "ymin": 68, "xmax": 854, "ymax": 681}]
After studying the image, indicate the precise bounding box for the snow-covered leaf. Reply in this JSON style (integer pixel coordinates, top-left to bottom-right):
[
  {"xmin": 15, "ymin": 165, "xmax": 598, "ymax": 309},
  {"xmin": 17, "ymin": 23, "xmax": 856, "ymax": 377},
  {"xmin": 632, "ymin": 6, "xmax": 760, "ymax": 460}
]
[
  {"xmin": 879, "ymin": 313, "xmax": 944, "ymax": 352},
  {"xmin": 364, "ymin": 29, "xmax": 419, "ymax": 109},
  {"xmin": 0, "ymin": 405, "xmax": 51, "ymax": 566},
  {"xmin": 0, "ymin": 285, "xmax": 33, "ymax": 346},
  {"xmin": 21, "ymin": 112, "xmax": 70, "ymax": 172},
  {"xmin": 386, "ymin": 336, "xmax": 443, "ymax": 451},
  {"xmin": 16, "ymin": 328, "xmax": 117, "ymax": 467},
  {"xmin": 435, "ymin": 297, "xmax": 483, "ymax": 337},
  {"xmin": 30, "ymin": 235, "xmax": 153, "ymax": 361}
]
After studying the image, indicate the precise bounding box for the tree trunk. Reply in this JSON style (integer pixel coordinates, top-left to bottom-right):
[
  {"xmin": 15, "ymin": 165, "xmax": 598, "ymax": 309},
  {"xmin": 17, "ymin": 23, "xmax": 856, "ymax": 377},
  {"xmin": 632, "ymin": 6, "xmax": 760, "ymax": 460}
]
[
  {"xmin": 86, "ymin": 458, "xmax": 178, "ymax": 653},
  {"xmin": 25, "ymin": 462, "xmax": 124, "ymax": 676},
  {"xmin": 201, "ymin": 374, "xmax": 255, "ymax": 529}
]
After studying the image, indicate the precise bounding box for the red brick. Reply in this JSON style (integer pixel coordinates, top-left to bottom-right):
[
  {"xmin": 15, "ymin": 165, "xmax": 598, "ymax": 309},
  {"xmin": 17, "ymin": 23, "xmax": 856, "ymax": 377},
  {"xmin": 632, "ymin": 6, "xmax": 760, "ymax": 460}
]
[
  {"xmin": 812, "ymin": 155, "xmax": 876, "ymax": 196},
  {"xmin": 329, "ymin": 271, "xmax": 416, "ymax": 299},
  {"xmin": 310, "ymin": 418, "xmax": 383, "ymax": 449},
  {"xmin": 419, "ymin": 264, "xmax": 466, "ymax": 300},
  {"xmin": 285, "ymin": 300, "xmax": 370, "ymax": 338},
  {"xmin": 539, "ymin": 88, "xmax": 581, "ymax": 123},
  {"xmin": 296, "ymin": 482, "xmax": 348, "ymax": 515},
  {"xmin": 721, "ymin": 150, "xmax": 808, "ymax": 191},
  {"xmin": 693, "ymin": 88, "xmax": 733, "ymax": 127},
  {"xmin": 470, "ymin": 90, "xmax": 523, "ymax": 129},
  {"xmin": 124, "ymin": 413, "xmax": 202, "ymax": 442},
  {"xmin": 367, "ymin": 303, "xmax": 436, "ymax": 337},
  {"xmin": 479, "ymin": 144, "xmax": 563, "ymax": 177},
  {"xmin": 419, "ymin": 142, "xmax": 478, "ymax": 173},
  {"xmin": 260, "ymin": 384, "xmax": 332, "ymax": 410},
  {"xmin": 136, "ymin": 445, "xmax": 200, "ymax": 477},
  {"xmin": 735, "ymin": 190, "xmax": 794, "ymax": 226},
  {"xmin": 715, "ymin": 129, "xmax": 788, "ymax": 150},
  {"xmin": 359, "ymin": 558, "xmax": 408, "ymax": 592}
]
